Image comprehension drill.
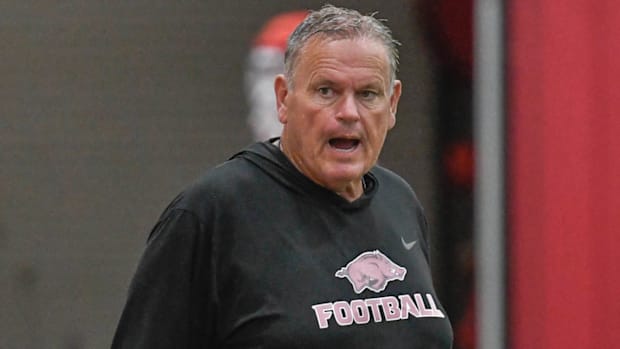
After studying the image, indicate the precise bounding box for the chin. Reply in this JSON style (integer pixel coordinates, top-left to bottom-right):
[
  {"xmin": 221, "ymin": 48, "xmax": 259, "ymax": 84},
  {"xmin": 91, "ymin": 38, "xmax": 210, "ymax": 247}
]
[{"xmin": 323, "ymin": 166, "xmax": 366, "ymax": 185}]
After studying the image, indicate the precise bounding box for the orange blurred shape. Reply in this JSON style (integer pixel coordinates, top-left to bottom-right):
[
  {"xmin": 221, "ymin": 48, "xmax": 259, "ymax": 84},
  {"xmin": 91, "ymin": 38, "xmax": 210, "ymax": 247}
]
[
  {"xmin": 253, "ymin": 11, "xmax": 309, "ymax": 50},
  {"xmin": 443, "ymin": 141, "xmax": 475, "ymax": 188}
]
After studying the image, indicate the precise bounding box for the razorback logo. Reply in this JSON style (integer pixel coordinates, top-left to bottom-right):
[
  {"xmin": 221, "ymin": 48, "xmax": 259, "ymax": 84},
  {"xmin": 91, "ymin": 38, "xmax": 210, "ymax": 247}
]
[{"xmin": 335, "ymin": 250, "xmax": 407, "ymax": 294}]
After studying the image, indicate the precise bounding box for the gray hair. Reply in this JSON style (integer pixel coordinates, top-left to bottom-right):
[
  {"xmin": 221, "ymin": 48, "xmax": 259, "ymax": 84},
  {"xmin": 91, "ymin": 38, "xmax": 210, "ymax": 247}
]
[{"xmin": 284, "ymin": 5, "xmax": 400, "ymax": 90}]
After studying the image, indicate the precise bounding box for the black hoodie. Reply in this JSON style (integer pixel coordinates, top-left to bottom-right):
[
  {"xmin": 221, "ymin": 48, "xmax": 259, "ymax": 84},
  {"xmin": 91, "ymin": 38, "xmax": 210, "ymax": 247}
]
[{"xmin": 112, "ymin": 140, "xmax": 453, "ymax": 348}]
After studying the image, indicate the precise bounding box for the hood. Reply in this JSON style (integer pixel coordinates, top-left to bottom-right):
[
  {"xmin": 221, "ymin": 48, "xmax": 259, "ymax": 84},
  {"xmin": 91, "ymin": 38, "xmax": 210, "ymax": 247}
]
[{"xmin": 231, "ymin": 139, "xmax": 378, "ymax": 210}]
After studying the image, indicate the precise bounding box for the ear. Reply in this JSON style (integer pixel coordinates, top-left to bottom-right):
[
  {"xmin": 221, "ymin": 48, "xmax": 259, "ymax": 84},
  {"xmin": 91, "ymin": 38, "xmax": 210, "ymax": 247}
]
[
  {"xmin": 388, "ymin": 80, "xmax": 402, "ymax": 130},
  {"xmin": 274, "ymin": 74, "xmax": 289, "ymax": 124}
]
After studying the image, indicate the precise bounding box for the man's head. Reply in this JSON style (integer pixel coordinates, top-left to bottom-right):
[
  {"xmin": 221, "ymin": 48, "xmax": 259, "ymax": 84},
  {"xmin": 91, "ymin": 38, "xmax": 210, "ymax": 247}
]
[
  {"xmin": 275, "ymin": 5, "xmax": 402, "ymax": 202},
  {"xmin": 284, "ymin": 5, "xmax": 400, "ymax": 91}
]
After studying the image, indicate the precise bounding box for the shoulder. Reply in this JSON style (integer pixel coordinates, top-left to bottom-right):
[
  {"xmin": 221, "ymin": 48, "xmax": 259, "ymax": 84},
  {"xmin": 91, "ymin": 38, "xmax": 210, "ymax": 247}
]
[
  {"xmin": 192, "ymin": 156, "xmax": 260, "ymax": 193},
  {"xmin": 370, "ymin": 165, "xmax": 432, "ymax": 255},
  {"xmin": 371, "ymin": 165, "xmax": 422, "ymax": 206},
  {"xmin": 161, "ymin": 156, "xmax": 262, "ymax": 223}
]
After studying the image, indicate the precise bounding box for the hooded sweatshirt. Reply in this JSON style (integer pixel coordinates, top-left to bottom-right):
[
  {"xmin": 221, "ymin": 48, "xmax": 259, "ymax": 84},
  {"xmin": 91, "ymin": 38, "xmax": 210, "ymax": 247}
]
[{"xmin": 112, "ymin": 140, "xmax": 453, "ymax": 349}]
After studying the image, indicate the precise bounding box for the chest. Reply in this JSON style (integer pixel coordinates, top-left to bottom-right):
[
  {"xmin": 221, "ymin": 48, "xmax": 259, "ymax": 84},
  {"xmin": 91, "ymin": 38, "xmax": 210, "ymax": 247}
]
[{"xmin": 210, "ymin": 199, "xmax": 452, "ymax": 348}]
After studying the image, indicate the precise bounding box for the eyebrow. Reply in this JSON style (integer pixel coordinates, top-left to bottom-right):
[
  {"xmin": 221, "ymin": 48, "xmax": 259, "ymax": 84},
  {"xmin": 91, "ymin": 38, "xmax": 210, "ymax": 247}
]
[{"xmin": 310, "ymin": 75, "xmax": 385, "ymax": 89}]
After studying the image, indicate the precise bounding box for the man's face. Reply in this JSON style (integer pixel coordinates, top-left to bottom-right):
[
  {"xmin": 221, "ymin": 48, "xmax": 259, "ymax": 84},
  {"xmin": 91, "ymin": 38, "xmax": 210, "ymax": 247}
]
[{"xmin": 275, "ymin": 37, "xmax": 402, "ymax": 200}]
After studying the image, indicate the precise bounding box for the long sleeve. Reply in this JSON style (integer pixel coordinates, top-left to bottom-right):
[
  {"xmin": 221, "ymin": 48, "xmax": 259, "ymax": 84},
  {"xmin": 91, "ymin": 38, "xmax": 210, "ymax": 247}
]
[{"xmin": 112, "ymin": 208, "xmax": 214, "ymax": 348}]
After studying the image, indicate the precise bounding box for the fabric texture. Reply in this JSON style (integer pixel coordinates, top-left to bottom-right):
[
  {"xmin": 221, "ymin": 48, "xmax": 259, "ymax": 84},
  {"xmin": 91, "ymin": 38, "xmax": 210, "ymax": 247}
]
[{"xmin": 112, "ymin": 140, "xmax": 453, "ymax": 348}]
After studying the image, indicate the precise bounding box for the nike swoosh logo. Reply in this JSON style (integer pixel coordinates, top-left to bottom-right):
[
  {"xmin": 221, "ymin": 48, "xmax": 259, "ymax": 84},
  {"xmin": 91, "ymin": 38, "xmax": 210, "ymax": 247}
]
[{"xmin": 401, "ymin": 237, "xmax": 417, "ymax": 250}]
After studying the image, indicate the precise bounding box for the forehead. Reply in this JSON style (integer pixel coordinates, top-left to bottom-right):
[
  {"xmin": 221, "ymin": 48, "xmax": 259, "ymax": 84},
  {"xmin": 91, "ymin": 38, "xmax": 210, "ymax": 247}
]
[{"xmin": 293, "ymin": 37, "xmax": 391, "ymax": 84}]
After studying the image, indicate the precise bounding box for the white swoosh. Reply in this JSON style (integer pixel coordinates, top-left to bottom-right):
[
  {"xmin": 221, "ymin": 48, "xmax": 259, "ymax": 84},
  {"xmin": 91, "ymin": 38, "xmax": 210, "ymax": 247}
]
[{"xmin": 401, "ymin": 237, "xmax": 417, "ymax": 250}]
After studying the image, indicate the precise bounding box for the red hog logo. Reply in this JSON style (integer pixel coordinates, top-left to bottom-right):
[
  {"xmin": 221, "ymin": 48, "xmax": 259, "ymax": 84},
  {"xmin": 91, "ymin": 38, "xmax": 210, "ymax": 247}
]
[{"xmin": 335, "ymin": 250, "xmax": 407, "ymax": 294}]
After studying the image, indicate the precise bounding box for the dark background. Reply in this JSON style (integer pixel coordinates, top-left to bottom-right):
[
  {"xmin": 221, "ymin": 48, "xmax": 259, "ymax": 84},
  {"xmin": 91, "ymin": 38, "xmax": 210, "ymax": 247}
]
[{"xmin": 0, "ymin": 1, "xmax": 471, "ymax": 348}]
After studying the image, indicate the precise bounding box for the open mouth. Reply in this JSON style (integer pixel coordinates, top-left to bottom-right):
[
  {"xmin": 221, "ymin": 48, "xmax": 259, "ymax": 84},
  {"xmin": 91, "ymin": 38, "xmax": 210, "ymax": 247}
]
[{"xmin": 329, "ymin": 138, "xmax": 360, "ymax": 152}]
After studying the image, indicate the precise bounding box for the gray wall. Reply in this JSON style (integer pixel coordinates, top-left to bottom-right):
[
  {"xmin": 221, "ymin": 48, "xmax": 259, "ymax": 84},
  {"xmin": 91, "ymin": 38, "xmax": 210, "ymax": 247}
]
[{"xmin": 0, "ymin": 1, "xmax": 437, "ymax": 347}]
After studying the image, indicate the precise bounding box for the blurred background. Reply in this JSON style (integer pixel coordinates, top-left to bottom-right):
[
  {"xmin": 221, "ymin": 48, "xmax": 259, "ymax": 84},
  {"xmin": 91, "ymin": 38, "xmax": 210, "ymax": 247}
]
[{"xmin": 1, "ymin": 1, "xmax": 618, "ymax": 348}]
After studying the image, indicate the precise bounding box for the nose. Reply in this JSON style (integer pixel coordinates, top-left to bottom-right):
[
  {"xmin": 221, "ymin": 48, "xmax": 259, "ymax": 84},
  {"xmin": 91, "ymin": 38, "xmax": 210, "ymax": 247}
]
[{"xmin": 335, "ymin": 93, "xmax": 360, "ymax": 123}]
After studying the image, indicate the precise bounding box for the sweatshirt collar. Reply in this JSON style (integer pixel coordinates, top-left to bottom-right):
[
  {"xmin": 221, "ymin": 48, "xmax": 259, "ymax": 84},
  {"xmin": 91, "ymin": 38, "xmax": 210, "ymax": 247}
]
[{"xmin": 232, "ymin": 139, "xmax": 378, "ymax": 210}]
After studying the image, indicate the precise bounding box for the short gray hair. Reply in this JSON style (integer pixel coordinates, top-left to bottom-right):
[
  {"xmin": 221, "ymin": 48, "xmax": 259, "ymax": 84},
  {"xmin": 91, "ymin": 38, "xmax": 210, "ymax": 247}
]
[{"xmin": 284, "ymin": 5, "xmax": 400, "ymax": 89}]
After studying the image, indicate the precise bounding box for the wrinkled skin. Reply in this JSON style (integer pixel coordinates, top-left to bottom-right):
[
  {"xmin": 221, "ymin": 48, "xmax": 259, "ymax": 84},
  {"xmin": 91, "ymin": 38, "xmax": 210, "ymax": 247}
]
[{"xmin": 275, "ymin": 37, "xmax": 402, "ymax": 202}]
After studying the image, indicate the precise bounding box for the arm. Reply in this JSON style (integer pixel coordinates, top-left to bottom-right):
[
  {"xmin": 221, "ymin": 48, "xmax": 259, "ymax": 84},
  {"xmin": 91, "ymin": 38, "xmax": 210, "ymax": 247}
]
[{"xmin": 112, "ymin": 208, "xmax": 214, "ymax": 348}]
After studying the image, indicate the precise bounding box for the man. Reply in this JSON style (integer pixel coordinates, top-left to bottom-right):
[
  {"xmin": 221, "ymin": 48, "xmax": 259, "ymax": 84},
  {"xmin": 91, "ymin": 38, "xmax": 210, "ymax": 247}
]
[{"xmin": 112, "ymin": 5, "xmax": 453, "ymax": 348}]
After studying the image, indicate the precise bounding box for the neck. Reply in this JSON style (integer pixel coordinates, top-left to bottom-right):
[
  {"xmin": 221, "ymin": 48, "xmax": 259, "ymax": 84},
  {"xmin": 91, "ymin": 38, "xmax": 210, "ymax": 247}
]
[{"xmin": 278, "ymin": 136, "xmax": 364, "ymax": 202}]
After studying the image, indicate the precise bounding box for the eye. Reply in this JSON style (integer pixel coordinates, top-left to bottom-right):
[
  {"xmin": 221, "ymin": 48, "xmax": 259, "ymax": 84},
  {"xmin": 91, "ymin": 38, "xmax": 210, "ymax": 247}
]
[
  {"xmin": 318, "ymin": 87, "xmax": 333, "ymax": 97},
  {"xmin": 359, "ymin": 90, "xmax": 378, "ymax": 100}
]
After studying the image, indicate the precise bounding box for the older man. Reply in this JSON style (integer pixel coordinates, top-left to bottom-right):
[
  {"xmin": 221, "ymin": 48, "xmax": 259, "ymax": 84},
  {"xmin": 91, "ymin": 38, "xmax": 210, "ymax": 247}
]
[{"xmin": 112, "ymin": 5, "xmax": 453, "ymax": 348}]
